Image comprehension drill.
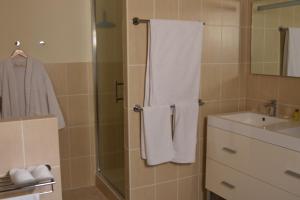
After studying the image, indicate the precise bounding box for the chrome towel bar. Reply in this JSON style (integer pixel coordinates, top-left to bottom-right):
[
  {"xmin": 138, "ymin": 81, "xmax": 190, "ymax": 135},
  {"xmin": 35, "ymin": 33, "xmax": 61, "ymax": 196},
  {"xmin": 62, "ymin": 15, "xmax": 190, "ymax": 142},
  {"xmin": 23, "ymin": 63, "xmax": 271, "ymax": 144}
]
[
  {"xmin": 132, "ymin": 17, "xmax": 206, "ymax": 26},
  {"xmin": 133, "ymin": 99, "xmax": 205, "ymax": 112}
]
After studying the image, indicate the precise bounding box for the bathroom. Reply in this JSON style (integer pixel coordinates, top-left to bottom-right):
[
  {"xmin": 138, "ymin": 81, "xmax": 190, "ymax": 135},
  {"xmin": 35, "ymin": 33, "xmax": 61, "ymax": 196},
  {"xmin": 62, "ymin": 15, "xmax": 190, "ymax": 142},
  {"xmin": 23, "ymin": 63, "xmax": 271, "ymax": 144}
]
[{"xmin": 0, "ymin": 0, "xmax": 300, "ymax": 200}]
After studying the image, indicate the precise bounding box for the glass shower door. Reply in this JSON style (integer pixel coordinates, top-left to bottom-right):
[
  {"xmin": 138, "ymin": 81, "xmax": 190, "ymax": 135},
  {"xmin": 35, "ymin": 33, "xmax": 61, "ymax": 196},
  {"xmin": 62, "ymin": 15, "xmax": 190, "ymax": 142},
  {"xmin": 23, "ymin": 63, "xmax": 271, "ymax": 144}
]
[{"xmin": 94, "ymin": 0, "xmax": 124, "ymax": 196}]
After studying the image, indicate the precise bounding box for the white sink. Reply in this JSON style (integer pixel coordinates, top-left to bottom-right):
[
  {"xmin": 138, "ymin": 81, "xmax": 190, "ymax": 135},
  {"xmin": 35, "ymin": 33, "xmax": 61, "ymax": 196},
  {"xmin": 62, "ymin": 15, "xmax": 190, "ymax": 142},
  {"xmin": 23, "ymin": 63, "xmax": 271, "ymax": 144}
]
[
  {"xmin": 208, "ymin": 112, "xmax": 300, "ymax": 153},
  {"xmin": 220, "ymin": 112, "xmax": 288, "ymax": 127},
  {"xmin": 279, "ymin": 127, "xmax": 300, "ymax": 138}
]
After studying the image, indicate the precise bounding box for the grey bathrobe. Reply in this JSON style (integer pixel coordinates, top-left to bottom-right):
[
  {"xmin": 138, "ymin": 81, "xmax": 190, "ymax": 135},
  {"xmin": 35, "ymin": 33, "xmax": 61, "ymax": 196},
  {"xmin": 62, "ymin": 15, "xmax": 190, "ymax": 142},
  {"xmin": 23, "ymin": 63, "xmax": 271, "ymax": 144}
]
[{"xmin": 0, "ymin": 57, "xmax": 65, "ymax": 129}]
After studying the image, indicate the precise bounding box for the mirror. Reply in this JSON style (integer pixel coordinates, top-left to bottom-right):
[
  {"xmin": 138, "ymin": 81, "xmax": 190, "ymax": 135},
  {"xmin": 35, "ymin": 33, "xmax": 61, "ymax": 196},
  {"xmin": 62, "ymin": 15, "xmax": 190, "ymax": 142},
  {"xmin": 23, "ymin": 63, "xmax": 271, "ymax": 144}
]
[{"xmin": 251, "ymin": 0, "xmax": 300, "ymax": 77}]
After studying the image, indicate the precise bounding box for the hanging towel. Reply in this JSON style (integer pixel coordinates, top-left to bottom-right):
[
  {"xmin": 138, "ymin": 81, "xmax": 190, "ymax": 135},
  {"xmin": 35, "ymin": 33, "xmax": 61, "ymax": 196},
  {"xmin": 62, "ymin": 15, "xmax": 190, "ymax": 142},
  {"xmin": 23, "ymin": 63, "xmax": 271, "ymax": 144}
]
[
  {"xmin": 0, "ymin": 57, "xmax": 65, "ymax": 129},
  {"xmin": 144, "ymin": 19, "xmax": 203, "ymax": 106},
  {"xmin": 172, "ymin": 102, "xmax": 199, "ymax": 163},
  {"xmin": 141, "ymin": 105, "xmax": 174, "ymax": 166},
  {"xmin": 4, "ymin": 194, "xmax": 40, "ymax": 200},
  {"xmin": 283, "ymin": 28, "xmax": 300, "ymax": 77}
]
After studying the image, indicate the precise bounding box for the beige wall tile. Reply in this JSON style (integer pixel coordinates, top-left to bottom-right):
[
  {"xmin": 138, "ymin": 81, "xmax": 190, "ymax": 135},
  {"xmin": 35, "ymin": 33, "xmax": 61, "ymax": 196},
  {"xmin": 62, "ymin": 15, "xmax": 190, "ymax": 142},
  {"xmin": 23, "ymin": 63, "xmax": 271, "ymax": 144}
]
[
  {"xmin": 70, "ymin": 157, "xmax": 91, "ymax": 188},
  {"xmin": 67, "ymin": 63, "xmax": 89, "ymax": 95},
  {"xmin": 221, "ymin": 27, "xmax": 240, "ymax": 63},
  {"xmin": 155, "ymin": 0, "xmax": 179, "ymax": 19},
  {"xmin": 203, "ymin": 0, "xmax": 222, "ymax": 25},
  {"xmin": 131, "ymin": 186, "xmax": 155, "ymax": 200},
  {"xmin": 128, "ymin": 111, "xmax": 141, "ymax": 149},
  {"xmin": 130, "ymin": 150, "xmax": 155, "ymax": 187},
  {"xmin": 156, "ymin": 163, "xmax": 178, "ymax": 182},
  {"xmin": 0, "ymin": 121, "xmax": 24, "ymax": 174},
  {"xmin": 128, "ymin": 66, "xmax": 146, "ymax": 107},
  {"xmin": 128, "ymin": 0, "xmax": 154, "ymax": 19},
  {"xmin": 57, "ymin": 96, "xmax": 69, "ymax": 126},
  {"xmin": 178, "ymin": 176, "xmax": 198, "ymax": 200},
  {"xmin": 59, "ymin": 128, "xmax": 70, "ymax": 160},
  {"xmin": 202, "ymin": 26, "xmax": 222, "ymax": 63},
  {"xmin": 61, "ymin": 159, "xmax": 71, "ymax": 190},
  {"xmin": 156, "ymin": 181, "xmax": 177, "ymax": 200},
  {"xmin": 278, "ymin": 77, "xmax": 300, "ymax": 106},
  {"xmin": 45, "ymin": 63, "xmax": 68, "ymax": 96},
  {"xmin": 219, "ymin": 100, "xmax": 239, "ymax": 113},
  {"xmin": 70, "ymin": 126, "xmax": 91, "ymax": 157},
  {"xmin": 178, "ymin": 161, "xmax": 199, "ymax": 178},
  {"xmin": 222, "ymin": 0, "xmax": 240, "ymax": 26},
  {"xmin": 23, "ymin": 118, "xmax": 60, "ymax": 166},
  {"xmin": 180, "ymin": 0, "xmax": 203, "ymax": 20},
  {"xmin": 201, "ymin": 64, "xmax": 221, "ymax": 101},
  {"xmin": 68, "ymin": 95, "xmax": 90, "ymax": 126},
  {"xmin": 128, "ymin": 25, "xmax": 148, "ymax": 65},
  {"xmin": 221, "ymin": 64, "xmax": 240, "ymax": 99}
]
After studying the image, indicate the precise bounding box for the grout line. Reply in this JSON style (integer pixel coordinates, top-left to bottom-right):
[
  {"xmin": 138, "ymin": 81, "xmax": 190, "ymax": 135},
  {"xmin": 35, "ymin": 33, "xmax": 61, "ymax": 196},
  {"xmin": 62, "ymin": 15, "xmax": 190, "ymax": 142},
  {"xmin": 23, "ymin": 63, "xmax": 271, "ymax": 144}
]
[{"xmin": 20, "ymin": 121, "xmax": 26, "ymax": 168}]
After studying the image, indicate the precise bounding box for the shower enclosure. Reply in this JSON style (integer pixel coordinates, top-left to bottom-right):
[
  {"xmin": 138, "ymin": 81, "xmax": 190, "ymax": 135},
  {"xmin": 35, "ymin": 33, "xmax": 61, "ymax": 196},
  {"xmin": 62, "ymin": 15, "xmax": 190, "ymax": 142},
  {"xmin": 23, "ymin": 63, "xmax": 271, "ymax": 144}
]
[{"xmin": 92, "ymin": 0, "xmax": 125, "ymax": 196}]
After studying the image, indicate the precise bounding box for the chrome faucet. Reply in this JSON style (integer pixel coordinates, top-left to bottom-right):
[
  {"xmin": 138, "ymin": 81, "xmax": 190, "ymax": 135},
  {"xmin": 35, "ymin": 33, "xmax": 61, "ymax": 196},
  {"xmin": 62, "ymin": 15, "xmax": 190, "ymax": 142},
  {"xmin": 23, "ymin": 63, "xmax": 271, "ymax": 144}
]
[{"xmin": 264, "ymin": 99, "xmax": 277, "ymax": 117}]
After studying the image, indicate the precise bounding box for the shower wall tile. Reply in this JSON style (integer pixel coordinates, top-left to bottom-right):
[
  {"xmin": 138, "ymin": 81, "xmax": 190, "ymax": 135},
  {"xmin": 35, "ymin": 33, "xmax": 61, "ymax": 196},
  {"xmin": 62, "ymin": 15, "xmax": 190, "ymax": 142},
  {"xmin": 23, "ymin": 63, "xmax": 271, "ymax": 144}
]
[
  {"xmin": 59, "ymin": 128, "xmax": 70, "ymax": 160},
  {"xmin": 178, "ymin": 176, "xmax": 199, "ymax": 200},
  {"xmin": 131, "ymin": 186, "xmax": 155, "ymax": 200},
  {"xmin": 45, "ymin": 63, "xmax": 68, "ymax": 96},
  {"xmin": 156, "ymin": 163, "xmax": 178, "ymax": 183},
  {"xmin": 61, "ymin": 159, "xmax": 72, "ymax": 190},
  {"xmin": 68, "ymin": 95, "xmax": 90, "ymax": 126}
]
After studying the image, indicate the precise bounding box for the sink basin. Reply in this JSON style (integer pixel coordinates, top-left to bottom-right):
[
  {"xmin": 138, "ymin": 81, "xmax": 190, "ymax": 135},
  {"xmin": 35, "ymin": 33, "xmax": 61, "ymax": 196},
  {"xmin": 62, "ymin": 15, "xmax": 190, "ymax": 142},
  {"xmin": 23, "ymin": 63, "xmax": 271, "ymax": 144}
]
[
  {"xmin": 278, "ymin": 127, "xmax": 300, "ymax": 138},
  {"xmin": 220, "ymin": 112, "xmax": 288, "ymax": 127}
]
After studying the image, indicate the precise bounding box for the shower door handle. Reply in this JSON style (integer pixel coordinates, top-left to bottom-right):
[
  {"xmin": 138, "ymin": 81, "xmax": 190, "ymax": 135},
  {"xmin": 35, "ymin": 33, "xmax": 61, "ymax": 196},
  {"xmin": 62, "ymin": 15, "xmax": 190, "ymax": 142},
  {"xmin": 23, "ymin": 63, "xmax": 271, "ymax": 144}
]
[{"xmin": 115, "ymin": 81, "xmax": 124, "ymax": 103}]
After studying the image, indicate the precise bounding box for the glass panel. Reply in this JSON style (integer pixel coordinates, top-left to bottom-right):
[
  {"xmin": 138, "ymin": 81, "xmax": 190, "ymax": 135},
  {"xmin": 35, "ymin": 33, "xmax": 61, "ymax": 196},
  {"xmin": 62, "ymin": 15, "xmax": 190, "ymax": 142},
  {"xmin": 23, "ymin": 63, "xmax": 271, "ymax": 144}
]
[{"xmin": 94, "ymin": 0, "xmax": 124, "ymax": 196}]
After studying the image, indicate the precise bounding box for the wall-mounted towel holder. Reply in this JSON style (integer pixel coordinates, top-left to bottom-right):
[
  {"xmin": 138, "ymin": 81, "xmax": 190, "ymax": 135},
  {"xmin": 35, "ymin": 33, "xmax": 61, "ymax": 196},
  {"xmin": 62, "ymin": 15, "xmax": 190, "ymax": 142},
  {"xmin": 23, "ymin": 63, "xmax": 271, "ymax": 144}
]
[
  {"xmin": 132, "ymin": 17, "xmax": 206, "ymax": 26},
  {"xmin": 133, "ymin": 99, "xmax": 205, "ymax": 112},
  {"xmin": 0, "ymin": 165, "xmax": 55, "ymax": 198}
]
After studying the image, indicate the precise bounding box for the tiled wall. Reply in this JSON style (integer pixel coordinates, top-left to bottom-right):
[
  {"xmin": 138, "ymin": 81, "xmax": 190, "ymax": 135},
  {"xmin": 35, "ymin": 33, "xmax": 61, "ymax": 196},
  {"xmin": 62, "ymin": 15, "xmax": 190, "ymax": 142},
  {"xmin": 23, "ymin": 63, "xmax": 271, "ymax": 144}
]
[
  {"xmin": 44, "ymin": 62, "xmax": 97, "ymax": 191},
  {"xmin": 0, "ymin": 117, "xmax": 62, "ymax": 200},
  {"xmin": 124, "ymin": 0, "xmax": 251, "ymax": 199}
]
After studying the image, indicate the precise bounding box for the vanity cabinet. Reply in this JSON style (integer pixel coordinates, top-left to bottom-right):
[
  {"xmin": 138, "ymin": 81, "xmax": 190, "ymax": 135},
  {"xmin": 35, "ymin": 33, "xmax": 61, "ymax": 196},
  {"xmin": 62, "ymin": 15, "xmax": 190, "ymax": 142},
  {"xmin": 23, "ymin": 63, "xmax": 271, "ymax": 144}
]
[{"xmin": 206, "ymin": 126, "xmax": 300, "ymax": 200}]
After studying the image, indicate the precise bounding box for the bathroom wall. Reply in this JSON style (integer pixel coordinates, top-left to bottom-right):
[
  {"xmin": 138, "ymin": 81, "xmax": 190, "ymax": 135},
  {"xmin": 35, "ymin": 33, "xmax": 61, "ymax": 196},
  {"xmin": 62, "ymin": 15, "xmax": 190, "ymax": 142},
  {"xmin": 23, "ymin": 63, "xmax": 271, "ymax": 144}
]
[
  {"xmin": 0, "ymin": 0, "xmax": 96, "ymax": 191},
  {"xmin": 124, "ymin": 0, "xmax": 251, "ymax": 199},
  {"xmin": 0, "ymin": 117, "xmax": 62, "ymax": 200}
]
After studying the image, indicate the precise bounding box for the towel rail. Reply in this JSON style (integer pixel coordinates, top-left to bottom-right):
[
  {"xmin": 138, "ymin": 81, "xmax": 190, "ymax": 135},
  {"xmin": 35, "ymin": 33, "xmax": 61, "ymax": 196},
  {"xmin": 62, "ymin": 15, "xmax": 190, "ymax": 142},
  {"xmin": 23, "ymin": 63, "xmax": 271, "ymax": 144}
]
[
  {"xmin": 0, "ymin": 165, "xmax": 55, "ymax": 198},
  {"xmin": 133, "ymin": 99, "xmax": 205, "ymax": 112},
  {"xmin": 132, "ymin": 17, "xmax": 206, "ymax": 26}
]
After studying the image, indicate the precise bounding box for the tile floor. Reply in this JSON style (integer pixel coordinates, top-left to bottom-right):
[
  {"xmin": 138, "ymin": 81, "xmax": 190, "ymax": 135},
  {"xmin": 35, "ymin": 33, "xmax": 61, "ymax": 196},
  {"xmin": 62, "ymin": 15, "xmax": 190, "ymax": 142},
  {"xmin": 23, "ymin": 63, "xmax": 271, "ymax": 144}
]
[{"xmin": 63, "ymin": 187, "xmax": 108, "ymax": 200}]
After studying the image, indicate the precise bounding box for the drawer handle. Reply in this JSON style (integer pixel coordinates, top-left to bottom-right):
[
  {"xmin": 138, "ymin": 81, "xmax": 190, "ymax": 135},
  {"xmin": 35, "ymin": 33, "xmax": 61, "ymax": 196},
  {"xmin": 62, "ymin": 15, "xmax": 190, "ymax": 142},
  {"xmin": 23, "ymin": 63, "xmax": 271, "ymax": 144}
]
[
  {"xmin": 221, "ymin": 181, "xmax": 235, "ymax": 189},
  {"xmin": 222, "ymin": 147, "xmax": 237, "ymax": 154},
  {"xmin": 285, "ymin": 170, "xmax": 300, "ymax": 179}
]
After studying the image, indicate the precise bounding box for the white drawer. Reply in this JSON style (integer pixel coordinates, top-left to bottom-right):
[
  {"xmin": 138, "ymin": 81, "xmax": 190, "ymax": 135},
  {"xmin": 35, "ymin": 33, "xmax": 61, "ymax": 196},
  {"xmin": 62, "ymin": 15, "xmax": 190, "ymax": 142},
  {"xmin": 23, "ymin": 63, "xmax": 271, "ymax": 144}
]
[
  {"xmin": 206, "ymin": 159, "xmax": 300, "ymax": 200},
  {"xmin": 207, "ymin": 126, "xmax": 251, "ymax": 171},
  {"xmin": 250, "ymin": 139, "xmax": 300, "ymax": 196}
]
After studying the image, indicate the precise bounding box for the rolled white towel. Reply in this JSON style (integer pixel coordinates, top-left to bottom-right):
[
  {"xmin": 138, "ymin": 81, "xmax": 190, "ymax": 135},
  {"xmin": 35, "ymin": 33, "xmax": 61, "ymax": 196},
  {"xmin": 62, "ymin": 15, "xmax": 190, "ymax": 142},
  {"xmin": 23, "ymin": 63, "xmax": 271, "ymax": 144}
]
[
  {"xmin": 9, "ymin": 169, "xmax": 36, "ymax": 186},
  {"xmin": 27, "ymin": 165, "xmax": 53, "ymax": 182}
]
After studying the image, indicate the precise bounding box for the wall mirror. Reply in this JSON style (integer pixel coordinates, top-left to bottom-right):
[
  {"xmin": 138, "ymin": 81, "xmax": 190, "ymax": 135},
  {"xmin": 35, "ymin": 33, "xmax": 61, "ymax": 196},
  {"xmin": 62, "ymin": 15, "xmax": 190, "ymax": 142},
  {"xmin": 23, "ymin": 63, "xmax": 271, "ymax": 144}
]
[{"xmin": 251, "ymin": 0, "xmax": 300, "ymax": 77}]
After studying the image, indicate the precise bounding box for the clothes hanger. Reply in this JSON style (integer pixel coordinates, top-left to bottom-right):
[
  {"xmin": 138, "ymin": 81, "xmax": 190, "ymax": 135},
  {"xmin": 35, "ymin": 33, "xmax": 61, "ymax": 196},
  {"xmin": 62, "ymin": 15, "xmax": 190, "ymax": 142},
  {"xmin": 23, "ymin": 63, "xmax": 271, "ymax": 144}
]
[{"xmin": 11, "ymin": 41, "xmax": 28, "ymax": 58}]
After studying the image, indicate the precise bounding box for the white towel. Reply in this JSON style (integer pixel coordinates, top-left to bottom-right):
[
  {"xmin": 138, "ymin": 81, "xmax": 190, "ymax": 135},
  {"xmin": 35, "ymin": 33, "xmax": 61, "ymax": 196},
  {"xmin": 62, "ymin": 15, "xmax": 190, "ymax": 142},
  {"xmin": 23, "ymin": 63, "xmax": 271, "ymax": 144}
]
[
  {"xmin": 4, "ymin": 194, "xmax": 40, "ymax": 200},
  {"xmin": 172, "ymin": 102, "xmax": 199, "ymax": 163},
  {"xmin": 144, "ymin": 19, "xmax": 203, "ymax": 106},
  {"xmin": 9, "ymin": 169, "xmax": 36, "ymax": 186},
  {"xmin": 284, "ymin": 28, "xmax": 300, "ymax": 77},
  {"xmin": 142, "ymin": 106, "xmax": 174, "ymax": 166},
  {"xmin": 27, "ymin": 165, "xmax": 53, "ymax": 182}
]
